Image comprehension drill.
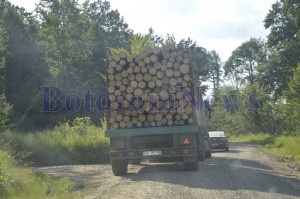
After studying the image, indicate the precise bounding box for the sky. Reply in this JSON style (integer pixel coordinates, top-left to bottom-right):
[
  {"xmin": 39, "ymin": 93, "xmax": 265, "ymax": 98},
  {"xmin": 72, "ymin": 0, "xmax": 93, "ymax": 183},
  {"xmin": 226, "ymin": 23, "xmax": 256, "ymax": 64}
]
[{"xmin": 9, "ymin": 0, "xmax": 276, "ymax": 62}]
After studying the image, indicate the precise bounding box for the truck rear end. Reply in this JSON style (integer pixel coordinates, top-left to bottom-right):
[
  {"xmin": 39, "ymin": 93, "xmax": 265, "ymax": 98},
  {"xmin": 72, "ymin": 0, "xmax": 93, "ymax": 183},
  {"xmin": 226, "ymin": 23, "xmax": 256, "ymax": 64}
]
[{"xmin": 105, "ymin": 46, "xmax": 210, "ymax": 176}]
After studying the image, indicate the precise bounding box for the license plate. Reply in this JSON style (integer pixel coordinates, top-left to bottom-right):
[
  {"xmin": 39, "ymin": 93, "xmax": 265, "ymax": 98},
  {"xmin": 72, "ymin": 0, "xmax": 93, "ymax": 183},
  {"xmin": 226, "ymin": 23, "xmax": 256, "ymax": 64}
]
[
  {"xmin": 143, "ymin": 150, "xmax": 162, "ymax": 156},
  {"xmin": 212, "ymin": 143, "xmax": 219, "ymax": 146}
]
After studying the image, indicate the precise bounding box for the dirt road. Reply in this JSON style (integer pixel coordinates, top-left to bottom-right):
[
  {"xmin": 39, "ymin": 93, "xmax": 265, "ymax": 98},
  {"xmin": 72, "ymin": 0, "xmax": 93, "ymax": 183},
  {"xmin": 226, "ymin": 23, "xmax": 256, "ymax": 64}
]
[{"xmin": 34, "ymin": 142, "xmax": 300, "ymax": 199}]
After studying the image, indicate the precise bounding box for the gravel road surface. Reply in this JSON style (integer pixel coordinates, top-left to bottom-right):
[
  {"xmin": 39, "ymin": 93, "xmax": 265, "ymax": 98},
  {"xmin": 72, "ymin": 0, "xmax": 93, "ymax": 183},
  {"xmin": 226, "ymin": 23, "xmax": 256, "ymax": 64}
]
[{"xmin": 34, "ymin": 142, "xmax": 300, "ymax": 199}]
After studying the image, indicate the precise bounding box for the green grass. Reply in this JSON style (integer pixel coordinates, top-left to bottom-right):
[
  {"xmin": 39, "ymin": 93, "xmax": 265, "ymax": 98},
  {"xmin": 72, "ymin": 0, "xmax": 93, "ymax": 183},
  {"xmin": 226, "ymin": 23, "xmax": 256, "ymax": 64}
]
[
  {"xmin": 2, "ymin": 117, "xmax": 110, "ymax": 166},
  {"xmin": 230, "ymin": 134, "xmax": 300, "ymax": 166},
  {"xmin": 0, "ymin": 148, "xmax": 86, "ymax": 199}
]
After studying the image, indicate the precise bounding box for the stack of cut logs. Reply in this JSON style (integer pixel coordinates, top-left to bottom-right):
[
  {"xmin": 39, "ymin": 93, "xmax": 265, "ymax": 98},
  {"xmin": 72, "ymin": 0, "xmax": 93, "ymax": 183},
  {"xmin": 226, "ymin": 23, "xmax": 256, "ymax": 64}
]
[{"xmin": 107, "ymin": 45, "xmax": 197, "ymax": 130}]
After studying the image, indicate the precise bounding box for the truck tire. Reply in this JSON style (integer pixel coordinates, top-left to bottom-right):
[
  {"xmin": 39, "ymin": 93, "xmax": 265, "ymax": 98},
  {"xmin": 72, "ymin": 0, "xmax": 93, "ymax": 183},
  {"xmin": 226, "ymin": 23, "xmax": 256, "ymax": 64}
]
[
  {"xmin": 111, "ymin": 160, "xmax": 128, "ymax": 176},
  {"xmin": 198, "ymin": 139, "xmax": 206, "ymax": 161},
  {"xmin": 205, "ymin": 148, "xmax": 212, "ymax": 158},
  {"xmin": 184, "ymin": 157, "xmax": 199, "ymax": 171}
]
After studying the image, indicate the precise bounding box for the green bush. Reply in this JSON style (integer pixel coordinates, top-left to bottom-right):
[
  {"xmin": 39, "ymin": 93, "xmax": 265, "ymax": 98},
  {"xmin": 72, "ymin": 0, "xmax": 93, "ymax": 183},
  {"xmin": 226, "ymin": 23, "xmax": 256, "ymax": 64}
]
[
  {"xmin": 230, "ymin": 134, "xmax": 300, "ymax": 165},
  {"xmin": 4, "ymin": 117, "xmax": 110, "ymax": 166},
  {"xmin": 0, "ymin": 147, "xmax": 83, "ymax": 199}
]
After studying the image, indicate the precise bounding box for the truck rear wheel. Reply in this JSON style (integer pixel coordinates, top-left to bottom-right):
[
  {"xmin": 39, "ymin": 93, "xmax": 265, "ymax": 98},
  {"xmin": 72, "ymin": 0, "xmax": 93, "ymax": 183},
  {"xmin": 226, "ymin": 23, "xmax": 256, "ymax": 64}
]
[{"xmin": 111, "ymin": 160, "xmax": 128, "ymax": 176}]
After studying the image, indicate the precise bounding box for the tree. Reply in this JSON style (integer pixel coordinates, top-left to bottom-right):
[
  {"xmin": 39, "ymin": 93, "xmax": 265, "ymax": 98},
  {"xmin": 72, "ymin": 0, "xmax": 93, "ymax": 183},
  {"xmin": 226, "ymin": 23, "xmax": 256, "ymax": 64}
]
[
  {"xmin": 224, "ymin": 38, "xmax": 266, "ymax": 88},
  {"xmin": 180, "ymin": 38, "xmax": 211, "ymax": 92},
  {"xmin": 209, "ymin": 50, "xmax": 222, "ymax": 93},
  {"xmin": 261, "ymin": 0, "xmax": 300, "ymax": 98}
]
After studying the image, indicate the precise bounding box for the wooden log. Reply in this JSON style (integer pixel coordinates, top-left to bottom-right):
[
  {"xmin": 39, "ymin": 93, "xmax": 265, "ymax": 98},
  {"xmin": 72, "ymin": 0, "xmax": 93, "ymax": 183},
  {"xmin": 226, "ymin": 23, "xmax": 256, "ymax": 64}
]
[
  {"xmin": 148, "ymin": 81, "xmax": 156, "ymax": 88},
  {"xmin": 136, "ymin": 73, "xmax": 144, "ymax": 81},
  {"xmin": 157, "ymin": 70, "xmax": 164, "ymax": 79},
  {"xmin": 109, "ymin": 117, "xmax": 115, "ymax": 124},
  {"xmin": 108, "ymin": 74, "xmax": 114, "ymax": 81},
  {"xmin": 160, "ymin": 90, "xmax": 169, "ymax": 100},
  {"xmin": 121, "ymin": 70, "xmax": 128, "ymax": 78},
  {"xmin": 134, "ymin": 88, "xmax": 144, "ymax": 96},
  {"xmin": 130, "ymin": 81, "xmax": 138, "ymax": 88},
  {"xmin": 116, "ymin": 114, "xmax": 123, "ymax": 122},
  {"xmin": 149, "ymin": 68, "xmax": 157, "ymax": 75},
  {"xmin": 169, "ymin": 78, "xmax": 177, "ymax": 86},
  {"xmin": 127, "ymin": 121, "xmax": 133, "ymax": 128},
  {"xmin": 127, "ymin": 67, "xmax": 133, "ymax": 74},
  {"xmin": 154, "ymin": 62, "xmax": 162, "ymax": 69},
  {"xmin": 177, "ymin": 77, "xmax": 183, "ymax": 84},
  {"xmin": 180, "ymin": 64, "xmax": 189, "ymax": 74},
  {"xmin": 188, "ymin": 118, "xmax": 194, "ymax": 124},
  {"xmin": 127, "ymin": 56, "xmax": 133, "ymax": 63},
  {"xmin": 155, "ymin": 113, "xmax": 163, "ymax": 122},
  {"xmin": 116, "ymin": 65, "xmax": 123, "ymax": 72},
  {"xmin": 183, "ymin": 58, "xmax": 189, "ymax": 64},
  {"xmin": 110, "ymin": 61, "xmax": 117, "ymax": 68},
  {"xmin": 137, "ymin": 114, "xmax": 146, "ymax": 122},
  {"xmin": 138, "ymin": 61, "xmax": 145, "ymax": 67},
  {"xmin": 120, "ymin": 121, "xmax": 126, "ymax": 128},
  {"xmin": 153, "ymin": 47, "xmax": 161, "ymax": 54},
  {"xmin": 174, "ymin": 70, "xmax": 180, "ymax": 77},
  {"xmin": 163, "ymin": 52, "xmax": 171, "ymax": 60},
  {"xmin": 120, "ymin": 85, "xmax": 126, "ymax": 92},
  {"xmin": 122, "ymin": 78, "xmax": 129, "ymax": 85},
  {"xmin": 132, "ymin": 117, "xmax": 138, "ymax": 124},
  {"xmin": 126, "ymin": 87, "xmax": 134, "ymax": 94},
  {"xmin": 144, "ymin": 121, "xmax": 151, "ymax": 127},
  {"xmin": 136, "ymin": 121, "xmax": 143, "ymax": 127},
  {"xmin": 167, "ymin": 120, "xmax": 173, "ymax": 126},
  {"xmin": 156, "ymin": 79, "xmax": 163, "ymax": 87},
  {"xmin": 167, "ymin": 62, "xmax": 173, "ymax": 68},
  {"xmin": 115, "ymin": 80, "xmax": 122, "ymax": 87},
  {"xmin": 107, "ymin": 67, "xmax": 114, "ymax": 74},
  {"xmin": 108, "ymin": 86, "xmax": 115, "ymax": 94},
  {"xmin": 174, "ymin": 62, "xmax": 180, "ymax": 69},
  {"xmin": 176, "ymin": 56, "xmax": 183, "ymax": 63},
  {"xmin": 129, "ymin": 62, "xmax": 135, "ymax": 67},
  {"xmin": 150, "ymin": 54, "xmax": 158, "ymax": 62},
  {"xmin": 114, "ymin": 90, "xmax": 121, "ymax": 96},
  {"xmin": 138, "ymin": 81, "xmax": 146, "ymax": 89},
  {"xmin": 112, "ymin": 123, "xmax": 119, "ymax": 130},
  {"xmin": 141, "ymin": 66, "xmax": 148, "ymax": 74},
  {"xmin": 165, "ymin": 69, "xmax": 174, "ymax": 77},
  {"xmin": 115, "ymin": 73, "xmax": 122, "ymax": 81},
  {"xmin": 134, "ymin": 66, "xmax": 141, "ymax": 73},
  {"xmin": 183, "ymin": 74, "xmax": 190, "ymax": 81},
  {"xmin": 184, "ymin": 106, "xmax": 193, "ymax": 114},
  {"xmin": 144, "ymin": 73, "xmax": 152, "ymax": 82},
  {"xmin": 120, "ymin": 59, "xmax": 126, "ymax": 66},
  {"xmin": 147, "ymin": 114, "xmax": 155, "ymax": 122},
  {"xmin": 113, "ymin": 55, "xmax": 120, "ymax": 62},
  {"xmin": 144, "ymin": 57, "xmax": 151, "ymax": 64}
]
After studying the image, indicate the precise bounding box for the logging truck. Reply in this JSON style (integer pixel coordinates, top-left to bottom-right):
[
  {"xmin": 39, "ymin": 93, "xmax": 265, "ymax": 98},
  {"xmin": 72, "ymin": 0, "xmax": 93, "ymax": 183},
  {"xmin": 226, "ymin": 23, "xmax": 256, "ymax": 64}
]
[{"xmin": 105, "ymin": 46, "xmax": 211, "ymax": 176}]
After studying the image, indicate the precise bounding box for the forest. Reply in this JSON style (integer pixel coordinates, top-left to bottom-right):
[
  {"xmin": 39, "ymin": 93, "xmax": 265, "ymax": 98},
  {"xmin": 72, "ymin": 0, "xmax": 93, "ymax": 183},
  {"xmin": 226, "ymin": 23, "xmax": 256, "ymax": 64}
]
[
  {"xmin": 0, "ymin": 0, "xmax": 299, "ymax": 135},
  {"xmin": 0, "ymin": 0, "xmax": 299, "ymax": 197}
]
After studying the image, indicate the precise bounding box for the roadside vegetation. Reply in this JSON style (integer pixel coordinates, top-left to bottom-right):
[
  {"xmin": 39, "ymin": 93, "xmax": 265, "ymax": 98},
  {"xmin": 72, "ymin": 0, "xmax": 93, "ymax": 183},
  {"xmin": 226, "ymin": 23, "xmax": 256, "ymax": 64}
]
[
  {"xmin": 0, "ymin": 138, "xmax": 86, "ymax": 199},
  {"xmin": 230, "ymin": 134, "xmax": 300, "ymax": 168}
]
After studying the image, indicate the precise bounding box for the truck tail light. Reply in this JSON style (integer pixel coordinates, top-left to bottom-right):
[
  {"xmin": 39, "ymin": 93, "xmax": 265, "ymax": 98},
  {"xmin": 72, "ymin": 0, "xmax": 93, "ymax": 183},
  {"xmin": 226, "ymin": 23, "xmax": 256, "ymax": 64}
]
[{"xmin": 179, "ymin": 135, "xmax": 194, "ymax": 146}]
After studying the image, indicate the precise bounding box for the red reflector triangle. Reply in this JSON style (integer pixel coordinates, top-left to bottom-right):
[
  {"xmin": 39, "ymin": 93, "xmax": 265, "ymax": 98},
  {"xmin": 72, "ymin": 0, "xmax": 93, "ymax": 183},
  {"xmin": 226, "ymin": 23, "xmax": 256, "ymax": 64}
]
[{"xmin": 183, "ymin": 138, "xmax": 190, "ymax": 144}]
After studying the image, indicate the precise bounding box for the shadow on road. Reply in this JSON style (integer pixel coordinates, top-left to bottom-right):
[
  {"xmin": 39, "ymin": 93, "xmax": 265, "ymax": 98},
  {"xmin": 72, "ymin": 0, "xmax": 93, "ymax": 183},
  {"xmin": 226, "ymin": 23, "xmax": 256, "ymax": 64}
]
[{"xmin": 124, "ymin": 142, "xmax": 300, "ymax": 197}]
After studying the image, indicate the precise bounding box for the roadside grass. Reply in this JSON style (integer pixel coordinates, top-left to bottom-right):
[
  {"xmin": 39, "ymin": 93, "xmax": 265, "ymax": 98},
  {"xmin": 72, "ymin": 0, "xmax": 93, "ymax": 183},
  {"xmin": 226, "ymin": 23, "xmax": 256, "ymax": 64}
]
[
  {"xmin": 3, "ymin": 117, "xmax": 110, "ymax": 166},
  {"xmin": 0, "ymin": 145, "xmax": 86, "ymax": 199},
  {"xmin": 230, "ymin": 134, "xmax": 300, "ymax": 167}
]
